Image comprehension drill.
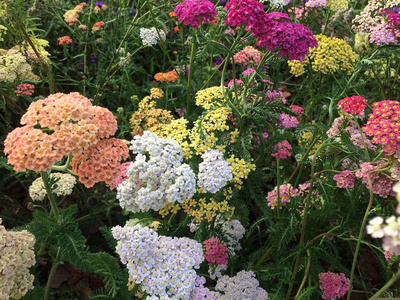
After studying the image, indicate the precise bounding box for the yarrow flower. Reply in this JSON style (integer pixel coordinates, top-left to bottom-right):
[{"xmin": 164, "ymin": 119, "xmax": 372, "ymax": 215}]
[
  {"xmin": 14, "ymin": 83, "xmax": 35, "ymax": 96},
  {"xmin": 57, "ymin": 35, "xmax": 73, "ymax": 46},
  {"xmin": 338, "ymin": 95, "xmax": 368, "ymax": 115},
  {"xmin": 306, "ymin": 0, "xmax": 348, "ymax": 10},
  {"xmin": 242, "ymin": 68, "xmax": 255, "ymax": 77},
  {"xmin": 319, "ymin": 272, "xmax": 350, "ymax": 300},
  {"xmin": 271, "ymin": 140, "xmax": 292, "ymax": 159},
  {"xmin": 278, "ymin": 113, "xmax": 299, "ymax": 129},
  {"xmin": 290, "ymin": 104, "xmax": 304, "ymax": 116},
  {"xmin": 71, "ymin": 138, "xmax": 129, "ymax": 188},
  {"xmin": 198, "ymin": 149, "xmax": 233, "ymax": 193},
  {"xmin": 139, "ymin": 27, "xmax": 166, "ymax": 47},
  {"xmin": 29, "ymin": 173, "xmax": 77, "ymax": 201},
  {"xmin": 333, "ymin": 170, "xmax": 355, "ymax": 189},
  {"xmin": 233, "ymin": 46, "xmax": 261, "ymax": 65},
  {"xmin": 117, "ymin": 131, "xmax": 196, "ymax": 212},
  {"xmin": 0, "ymin": 219, "xmax": 36, "ymax": 300},
  {"xmin": 154, "ymin": 70, "xmax": 179, "ymax": 82},
  {"xmin": 63, "ymin": 3, "xmax": 87, "ymax": 26},
  {"xmin": 227, "ymin": 78, "xmax": 244, "ymax": 88},
  {"xmin": 4, "ymin": 92, "xmax": 118, "ymax": 172},
  {"xmin": 174, "ymin": 0, "xmax": 217, "ymax": 28},
  {"xmin": 0, "ymin": 49, "xmax": 39, "ymax": 83},
  {"xmin": 266, "ymin": 183, "xmax": 299, "ymax": 209},
  {"xmin": 110, "ymin": 162, "xmax": 131, "ymax": 190},
  {"xmin": 362, "ymin": 100, "xmax": 400, "ymax": 154},
  {"xmin": 92, "ymin": 21, "xmax": 105, "ymax": 33},
  {"xmin": 203, "ymin": 237, "xmax": 229, "ymax": 265},
  {"xmin": 112, "ymin": 222, "xmax": 203, "ymax": 299},
  {"xmin": 195, "ymin": 86, "xmax": 225, "ymax": 110},
  {"xmin": 355, "ymin": 161, "xmax": 394, "ymax": 198}
]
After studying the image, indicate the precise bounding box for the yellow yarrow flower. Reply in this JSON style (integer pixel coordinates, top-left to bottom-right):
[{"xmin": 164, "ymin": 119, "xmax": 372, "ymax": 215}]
[
  {"xmin": 288, "ymin": 34, "xmax": 358, "ymax": 76},
  {"xmin": 195, "ymin": 86, "xmax": 225, "ymax": 110},
  {"xmin": 227, "ymin": 155, "xmax": 256, "ymax": 190}
]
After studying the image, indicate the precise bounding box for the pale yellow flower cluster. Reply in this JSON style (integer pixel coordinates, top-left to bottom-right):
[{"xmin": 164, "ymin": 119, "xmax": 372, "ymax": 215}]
[
  {"xmin": 227, "ymin": 155, "xmax": 256, "ymax": 190},
  {"xmin": 195, "ymin": 86, "xmax": 225, "ymax": 110},
  {"xmin": 0, "ymin": 219, "xmax": 35, "ymax": 300},
  {"xmin": 182, "ymin": 198, "xmax": 233, "ymax": 222},
  {"xmin": 29, "ymin": 173, "xmax": 77, "ymax": 201},
  {"xmin": 288, "ymin": 35, "xmax": 358, "ymax": 76},
  {"xmin": 0, "ymin": 48, "xmax": 40, "ymax": 83}
]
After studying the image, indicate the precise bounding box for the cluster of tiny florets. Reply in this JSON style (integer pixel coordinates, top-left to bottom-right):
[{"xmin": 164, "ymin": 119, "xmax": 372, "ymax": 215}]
[
  {"xmin": 333, "ymin": 170, "xmax": 356, "ymax": 189},
  {"xmin": 362, "ymin": 100, "xmax": 400, "ymax": 154},
  {"xmin": 0, "ymin": 48, "xmax": 39, "ymax": 83},
  {"xmin": 203, "ymin": 237, "xmax": 229, "ymax": 265},
  {"xmin": 0, "ymin": 219, "xmax": 36, "ymax": 300},
  {"xmin": 233, "ymin": 46, "xmax": 261, "ymax": 65},
  {"xmin": 63, "ymin": 2, "xmax": 87, "ymax": 26},
  {"xmin": 195, "ymin": 86, "xmax": 225, "ymax": 110},
  {"xmin": 227, "ymin": 155, "xmax": 256, "ymax": 189},
  {"xmin": 71, "ymin": 138, "xmax": 129, "ymax": 188},
  {"xmin": 4, "ymin": 92, "xmax": 117, "ymax": 172},
  {"xmin": 198, "ymin": 150, "xmax": 232, "ymax": 193},
  {"xmin": 14, "ymin": 83, "xmax": 35, "ymax": 96},
  {"xmin": 112, "ymin": 223, "xmax": 203, "ymax": 299},
  {"xmin": 355, "ymin": 161, "xmax": 394, "ymax": 198},
  {"xmin": 174, "ymin": 0, "xmax": 217, "ymax": 28},
  {"xmin": 140, "ymin": 27, "xmax": 166, "ymax": 47},
  {"xmin": 266, "ymin": 183, "xmax": 299, "ymax": 209},
  {"xmin": 29, "ymin": 173, "xmax": 77, "ymax": 201},
  {"xmin": 306, "ymin": 0, "xmax": 348, "ymax": 10},
  {"xmin": 117, "ymin": 131, "xmax": 196, "ymax": 212},
  {"xmin": 338, "ymin": 95, "xmax": 368, "ymax": 115},
  {"xmin": 279, "ymin": 113, "xmax": 299, "ymax": 129},
  {"xmin": 288, "ymin": 34, "xmax": 358, "ymax": 76},
  {"xmin": 272, "ymin": 140, "xmax": 292, "ymax": 159},
  {"xmin": 318, "ymin": 272, "xmax": 350, "ymax": 300}
]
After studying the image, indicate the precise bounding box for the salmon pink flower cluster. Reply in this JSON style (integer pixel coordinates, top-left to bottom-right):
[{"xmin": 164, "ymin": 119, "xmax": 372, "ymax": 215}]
[
  {"xmin": 174, "ymin": 0, "xmax": 217, "ymax": 28},
  {"xmin": 233, "ymin": 46, "xmax": 261, "ymax": 65},
  {"xmin": 266, "ymin": 183, "xmax": 299, "ymax": 209},
  {"xmin": 333, "ymin": 170, "xmax": 355, "ymax": 188},
  {"xmin": 154, "ymin": 70, "xmax": 179, "ymax": 82},
  {"xmin": 4, "ymin": 92, "xmax": 117, "ymax": 172},
  {"xmin": 362, "ymin": 100, "xmax": 400, "ymax": 154},
  {"xmin": 57, "ymin": 36, "xmax": 73, "ymax": 46},
  {"xmin": 71, "ymin": 138, "xmax": 129, "ymax": 188}
]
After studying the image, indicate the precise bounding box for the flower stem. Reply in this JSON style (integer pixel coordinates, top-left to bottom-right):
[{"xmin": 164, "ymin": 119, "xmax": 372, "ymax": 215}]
[
  {"xmin": 41, "ymin": 171, "xmax": 59, "ymax": 217},
  {"xmin": 346, "ymin": 173, "xmax": 374, "ymax": 300},
  {"xmin": 186, "ymin": 41, "xmax": 196, "ymax": 117},
  {"xmin": 44, "ymin": 248, "xmax": 61, "ymax": 300},
  {"xmin": 369, "ymin": 269, "xmax": 400, "ymax": 300}
]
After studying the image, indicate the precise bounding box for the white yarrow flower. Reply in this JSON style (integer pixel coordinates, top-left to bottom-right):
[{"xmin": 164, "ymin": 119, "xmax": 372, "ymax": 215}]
[{"xmin": 367, "ymin": 216, "xmax": 384, "ymax": 238}]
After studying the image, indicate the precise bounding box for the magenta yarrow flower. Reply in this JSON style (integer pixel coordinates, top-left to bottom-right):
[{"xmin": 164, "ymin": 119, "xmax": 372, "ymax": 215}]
[
  {"xmin": 279, "ymin": 113, "xmax": 299, "ymax": 129},
  {"xmin": 319, "ymin": 272, "xmax": 350, "ymax": 300},
  {"xmin": 174, "ymin": 0, "xmax": 217, "ymax": 28},
  {"xmin": 242, "ymin": 68, "xmax": 256, "ymax": 77}
]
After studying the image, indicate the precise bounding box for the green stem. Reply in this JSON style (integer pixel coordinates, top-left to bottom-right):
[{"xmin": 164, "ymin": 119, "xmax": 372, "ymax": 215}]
[
  {"xmin": 346, "ymin": 173, "xmax": 374, "ymax": 300},
  {"xmin": 253, "ymin": 246, "xmax": 273, "ymax": 269},
  {"xmin": 41, "ymin": 172, "xmax": 59, "ymax": 217},
  {"xmin": 295, "ymin": 249, "xmax": 311, "ymax": 300},
  {"xmin": 351, "ymin": 116, "xmax": 371, "ymax": 161},
  {"xmin": 51, "ymin": 154, "xmax": 72, "ymax": 172},
  {"xmin": 276, "ymin": 159, "xmax": 281, "ymax": 218},
  {"xmin": 186, "ymin": 41, "xmax": 196, "ymax": 117},
  {"xmin": 44, "ymin": 248, "xmax": 61, "ymax": 300},
  {"xmin": 369, "ymin": 269, "xmax": 400, "ymax": 300}
]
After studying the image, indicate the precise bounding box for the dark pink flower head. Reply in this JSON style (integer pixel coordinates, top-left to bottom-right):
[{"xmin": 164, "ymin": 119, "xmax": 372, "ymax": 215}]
[
  {"xmin": 381, "ymin": 9, "xmax": 400, "ymax": 26},
  {"xmin": 319, "ymin": 272, "xmax": 350, "ymax": 300},
  {"xmin": 225, "ymin": 0, "xmax": 265, "ymax": 31},
  {"xmin": 333, "ymin": 170, "xmax": 355, "ymax": 189},
  {"xmin": 203, "ymin": 237, "xmax": 228, "ymax": 265},
  {"xmin": 253, "ymin": 13, "xmax": 318, "ymax": 61},
  {"xmin": 338, "ymin": 95, "xmax": 368, "ymax": 114},
  {"xmin": 290, "ymin": 104, "xmax": 304, "ymax": 116},
  {"xmin": 174, "ymin": 0, "xmax": 217, "ymax": 28}
]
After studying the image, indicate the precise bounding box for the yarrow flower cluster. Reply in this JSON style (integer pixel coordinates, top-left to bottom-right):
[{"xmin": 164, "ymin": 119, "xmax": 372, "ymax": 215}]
[
  {"xmin": 288, "ymin": 34, "xmax": 358, "ymax": 76},
  {"xmin": 203, "ymin": 237, "xmax": 229, "ymax": 265},
  {"xmin": 333, "ymin": 170, "xmax": 355, "ymax": 189},
  {"xmin": 0, "ymin": 48, "xmax": 39, "ymax": 83},
  {"xmin": 225, "ymin": 0, "xmax": 317, "ymax": 61},
  {"xmin": 71, "ymin": 138, "xmax": 129, "ymax": 188},
  {"xmin": 190, "ymin": 271, "xmax": 269, "ymax": 299},
  {"xmin": 174, "ymin": 0, "xmax": 217, "ymax": 28},
  {"xmin": 139, "ymin": 27, "xmax": 166, "ymax": 47},
  {"xmin": 221, "ymin": 219, "xmax": 245, "ymax": 254},
  {"xmin": 338, "ymin": 95, "xmax": 368, "ymax": 115},
  {"xmin": 4, "ymin": 92, "xmax": 118, "ymax": 172},
  {"xmin": 92, "ymin": 21, "xmax": 105, "ymax": 33},
  {"xmin": 318, "ymin": 272, "xmax": 350, "ymax": 300},
  {"xmin": 154, "ymin": 70, "xmax": 179, "ymax": 82},
  {"xmin": 195, "ymin": 86, "xmax": 225, "ymax": 110},
  {"xmin": 233, "ymin": 46, "xmax": 261, "ymax": 65},
  {"xmin": 198, "ymin": 150, "xmax": 233, "ymax": 193},
  {"xmin": 355, "ymin": 161, "xmax": 394, "ymax": 198},
  {"xmin": 29, "ymin": 173, "xmax": 77, "ymax": 201},
  {"xmin": 272, "ymin": 140, "xmax": 292, "ymax": 159},
  {"xmin": 110, "ymin": 162, "xmax": 131, "ymax": 190},
  {"xmin": 117, "ymin": 131, "xmax": 196, "ymax": 212},
  {"xmin": 266, "ymin": 183, "xmax": 299, "ymax": 209},
  {"xmin": 278, "ymin": 113, "xmax": 299, "ymax": 129},
  {"xmin": 305, "ymin": 0, "xmax": 348, "ymax": 10},
  {"xmin": 63, "ymin": 2, "xmax": 87, "ymax": 26},
  {"xmin": 112, "ymin": 222, "xmax": 203, "ymax": 299},
  {"xmin": 14, "ymin": 83, "xmax": 35, "ymax": 96},
  {"xmin": 0, "ymin": 219, "xmax": 36, "ymax": 300},
  {"xmin": 57, "ymin": 35, "xmax": 73, "ymax": 46},
  {"xmin": 363, "ymin": 100, "xmax": 400, "ymax": 154}
]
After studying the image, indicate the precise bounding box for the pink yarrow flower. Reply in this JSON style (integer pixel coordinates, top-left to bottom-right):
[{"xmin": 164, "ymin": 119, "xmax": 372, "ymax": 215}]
[
  {"xmin": 272, "ymin": 140, "xmax": 292, "ymax": 159},
  {"xmin": 319, "ymin": 272, "xmax": 350, "ymax": 300},
  {"xmin": 333, "ymin": 170, "xmax": 355, "ymax": 188},
  {"xmin": 338, "ymin": 95, "xmax": 368, "ymax": 114},
  {"xmin": 203, "ymin": 237, "xmax": 228, "ymax": 265},
  {"xmin": 174, "ymin": 0, "xmax": 217, "ymax": 28},
  {"xmin": 14, "ymin": 83, "xmax": 35, "ymax": 96}
]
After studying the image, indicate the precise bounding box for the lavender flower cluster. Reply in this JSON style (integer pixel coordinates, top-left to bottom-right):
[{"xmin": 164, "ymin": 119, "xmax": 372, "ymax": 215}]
[
  {"xmin": 112, "ymin": 222, "xmax": 204, "ymax": 299},
  {"xmin": 198, "ymin": 150, "xmax": 232, "ymax": 193},
  {"xmin": 117, "ymin": 131, "xmax": 196, "ymax": 212}
]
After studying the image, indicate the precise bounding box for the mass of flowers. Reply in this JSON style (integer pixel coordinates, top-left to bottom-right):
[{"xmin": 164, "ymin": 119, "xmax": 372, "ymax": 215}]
[{"xmin": 2, "ymin": 0, "xmax": 400, "ymax": 299}]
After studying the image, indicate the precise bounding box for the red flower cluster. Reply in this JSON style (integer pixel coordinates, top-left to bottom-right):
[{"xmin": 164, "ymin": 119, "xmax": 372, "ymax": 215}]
[
  {"xmin": 57, "ymin": 36, "xmax": 73, "ymax": 46},
  {"xmin": 338, "ymin": 95, "xmax": 367, "ymax": 114},
  {"xmin": 362, "ymin": 100, "xmax": 400, "ymax": 154}
]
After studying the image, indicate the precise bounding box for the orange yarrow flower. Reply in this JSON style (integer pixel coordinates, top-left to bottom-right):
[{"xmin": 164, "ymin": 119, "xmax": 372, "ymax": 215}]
[{"xmin": 154, "ymin": 70, "xmax": 179, "ymax": 83}]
